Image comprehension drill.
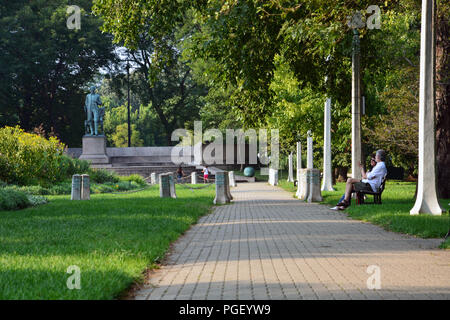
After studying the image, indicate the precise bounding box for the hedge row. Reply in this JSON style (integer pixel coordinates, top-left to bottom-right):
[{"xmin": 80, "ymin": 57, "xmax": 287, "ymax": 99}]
[{"xmin": 0, "ymin": 188, "xmax": 47, "ymax": 211}]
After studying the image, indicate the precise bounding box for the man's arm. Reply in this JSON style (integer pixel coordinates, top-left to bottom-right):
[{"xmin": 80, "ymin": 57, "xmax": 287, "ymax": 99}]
[
  {"xmin": 367, "ymin": 163, "xmax": 384, "ymax": 180},
  {"xmin": 359, "ymin": 162, "xmax": 367, "ymax": 179}
]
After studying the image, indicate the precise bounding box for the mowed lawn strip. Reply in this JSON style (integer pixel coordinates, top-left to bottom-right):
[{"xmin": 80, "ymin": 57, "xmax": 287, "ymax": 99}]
[
  {"xmin": 278, "ymin": 180, "xmax": 450, "ymax": 246},
  {"xmin": 0, "ymin": 184, "xmax": 215, "ymax": 299}
]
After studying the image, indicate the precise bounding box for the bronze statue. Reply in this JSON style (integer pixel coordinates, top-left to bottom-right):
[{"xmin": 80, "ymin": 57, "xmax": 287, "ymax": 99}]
[{"xmin": 84, "ymin": 86, "xmax": 103, "ymax": 136}]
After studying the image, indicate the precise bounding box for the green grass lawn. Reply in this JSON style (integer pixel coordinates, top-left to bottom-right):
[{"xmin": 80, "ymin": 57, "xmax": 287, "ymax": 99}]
[
  {"xmin": 278, "ymin": 180, "xmax": 450, "ymax": 247},
  {"xmin": 0, "ymin": 184, "xmax": 215, "ymax": 299}
]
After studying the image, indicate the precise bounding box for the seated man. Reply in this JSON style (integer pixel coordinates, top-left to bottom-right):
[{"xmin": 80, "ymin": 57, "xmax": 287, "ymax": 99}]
[{"xmin": 336, "ymin": 149, "xmax": 387, "ymax": 209}]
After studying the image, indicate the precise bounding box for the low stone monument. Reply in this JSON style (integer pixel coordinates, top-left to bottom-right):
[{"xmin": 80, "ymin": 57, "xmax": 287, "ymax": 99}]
[
  {"xmin": 214, "ymin": 170, "xmax": 231, "ymax": 204},
  {"xmin": 268, "ymin": 168, "xmax": 278, "ymax": 186},
  {"xmin": 81, "ymin": 174, "xmax": 90, "ymax": 200},
  {"xmin": 151, "ymin": 172, "xmax": 160, "ymax": 184},
  {"xmin": 228, "ymin": 171, "xmax": 236, "ymax": 187},
  {"xmin": 71, "ymin": 174, "xmax": 81, "ymax": 200},
  {"xmin": 225, "ymin": 173, "xmax": 233, "ymax": 200},
  {"xmin": 160, "ymin": 172, "xmax": 176, "ymax": 198},
  {"xmin": 307, "ymin": 169, "xmax": 323, "ymax": 202},
  {"xmin": 298, "ymin": 131, "xmax": 322, "ymax": 202},
  {"xmin": 297, "ymin": 169, "xmax": 308, "ymax": 200},
  {"xmin": 169, "ymin": 174, "xmax": 177, "ymax": 198},
  {"xmin": 191, "ymin": 171, "xmax": 198, "ymax": 184},
  {"xmin": 287, "ymin": 152, "xmax": 294, "ymax": 182}
]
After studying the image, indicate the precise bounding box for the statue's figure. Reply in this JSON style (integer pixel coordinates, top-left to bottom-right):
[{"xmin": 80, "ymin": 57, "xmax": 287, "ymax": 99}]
[{"xmin": 84, "ymin": 86, "xmax": 103, "ymax": 136}]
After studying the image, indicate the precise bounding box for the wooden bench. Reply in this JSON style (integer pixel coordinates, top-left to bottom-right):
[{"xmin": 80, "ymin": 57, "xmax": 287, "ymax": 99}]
[{"xmin": 355, "ymin": 174, "xmax": 387, "ymax": 205}]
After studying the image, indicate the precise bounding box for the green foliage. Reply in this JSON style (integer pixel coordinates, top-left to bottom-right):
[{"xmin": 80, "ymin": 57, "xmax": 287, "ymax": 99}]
[
  {"xmin": 0, "ymin": 188, "xmax": 31, "ymax": 211},
  {"xmin": 89, "ymin": 169, "xmax": 120, "ymax": 184},
  {"xmin": 0, "ymin": 0, "xmax": 117, "ymax": 147},
  {"xmin": 119, "ymin": 174, "xmax": 147, "ymax": 186},
  {"xmin": 111, "ymin": 123, "xmax": 144, "ymax": 147},
  {"xmin": 26, "ymin": 195, "xmax": 48, "ymax": 207},
  {"xmin": 0, "ymin": 126, "xmax": 93, "ymax": 186},
  {"xmin": 0, "ymin": 126, "xmax": 67, "ymax": 185}
]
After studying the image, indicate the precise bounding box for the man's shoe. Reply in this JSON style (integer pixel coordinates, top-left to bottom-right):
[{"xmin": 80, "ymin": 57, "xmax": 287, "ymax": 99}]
[{"xmin": 337, "ymin": 199, "xmax": 350, "ymax": 208}]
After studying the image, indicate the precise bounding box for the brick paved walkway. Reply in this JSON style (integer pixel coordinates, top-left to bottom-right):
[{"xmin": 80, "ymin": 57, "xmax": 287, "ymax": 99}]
[{"xmin": 135, "ymin": 182, "xmax": 450, "ymax": 300}]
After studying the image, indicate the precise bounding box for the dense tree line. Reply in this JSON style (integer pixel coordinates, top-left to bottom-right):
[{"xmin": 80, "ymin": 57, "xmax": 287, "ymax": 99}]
[
  {"xmin": 94, "ymin": 0, "xmax": 449, "ymax": 196},
  {"xmin": 1, "ymin": 1, "xmax": 448, "ymax": 196}
]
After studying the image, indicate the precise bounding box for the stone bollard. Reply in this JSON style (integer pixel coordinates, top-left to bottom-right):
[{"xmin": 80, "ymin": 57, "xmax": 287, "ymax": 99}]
[
  {"xmin": 269, "ymin": 168, "xmax": 278, "ymax": 186},
  {"xmin": 287, "ymin": 152, "xmax": 294, "ymax": 182},
  {"xmin": 169, "ymin": 174, "xmax": 177, "ymax": 198},
  {"xmin": 191, "ymin": 171, "xmax": 198, "ymax": 184},
  {"xmin": 71, "ymin": 174, "xmax": 81, "ymax": 200},
  {"xmin": 159, "ymin": 173, "xmax": 171, "ymax": 198},
  {"xmin": 307, "ymin": 169, "xmax": 323, "ymax": 202},
  {"xmin": 151, "ymin": 172, "xmax": 157, "ymax": 184},
  {"xmin": 228, "ymin": 171, "xmax": 236, "ymax": 187},
  {"xmin": 297, "ymin": 169, "xmax": 308, "ymax": 200},
  {"xmin": 81, "ymin": 174, "xmax": 90, "ymax": 200},
  {"xmin": 225, "ymin": 172, "xmax": 233, "ymax": 200},
  {"xmin": 213, "ymin": 171, "xmax": 231, "ymax": 204}
]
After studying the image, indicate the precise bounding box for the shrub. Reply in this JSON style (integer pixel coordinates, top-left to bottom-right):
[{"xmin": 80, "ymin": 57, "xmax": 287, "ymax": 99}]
[
  {"xmin": 0, "ymin": 188, "xmax": 31, "ymax": 210},
  {"xmin": 48, "ymin": 181, "xmax": 72, "ymax": 195},
  {"xmin": 90, "ymin": 183, "xmax": 115, "ymax": 194},
  {"xmin": 119, "ymin": 174, "xmax": 147, "ymax": 186},
  {"xmin": 4, "ymin": 185, "xmax": 50, "ymax": 195},
  {"xmin": 0, "ymin": 126, "xmax": 66, "ymax": 185},
  {"xmin": 65, "ymin": 156, "xmax": 90, "ymax": 176},
  {"xmin": 26, "ymin": 195, "xmax": 48, "ymax": 206},
  {"xmin": 89, "ymin": 169, "xmax": 120, "ymax": 184}
]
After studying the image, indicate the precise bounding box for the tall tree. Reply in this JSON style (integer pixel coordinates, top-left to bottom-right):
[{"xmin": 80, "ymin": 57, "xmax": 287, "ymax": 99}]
[
  {"xmin": 0, "ymin": 0, "xmax": 116, "ymax": 146},
  {"xmin": 436, "ymin": 0, "xmax": 450, "ymax": 198}
]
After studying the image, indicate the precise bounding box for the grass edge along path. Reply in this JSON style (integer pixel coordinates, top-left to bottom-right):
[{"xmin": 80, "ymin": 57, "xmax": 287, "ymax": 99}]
[
  {"xmin": 277, "ymin": 180, "xmax": 450, "ymax": 249},
  {"xmin": 0, "ymin": 184, "xmax": 216, "ymax": 299}
]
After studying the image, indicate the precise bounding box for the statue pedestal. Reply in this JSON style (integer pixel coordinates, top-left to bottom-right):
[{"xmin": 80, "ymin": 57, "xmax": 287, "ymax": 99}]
[{"xmin": 79, "ymin": 135, "xmax": 110, "ymax": 164}]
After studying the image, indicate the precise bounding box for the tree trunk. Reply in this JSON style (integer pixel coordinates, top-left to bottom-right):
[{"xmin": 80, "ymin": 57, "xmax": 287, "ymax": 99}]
[
  {"xmin": 336, "ymin": 166, "xmax": 348, "ymax": 182},
  {"xmin": 436, "ymin": 6, "xmax": 450, "ymax": 198}
]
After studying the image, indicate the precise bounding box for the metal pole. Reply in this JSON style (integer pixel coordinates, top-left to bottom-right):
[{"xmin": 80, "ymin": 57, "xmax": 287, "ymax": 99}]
[
  {"xmin": 127, "ymin": 61, "xmax": 131, "ymax": 147},
  {"xmin": 351, "ymin": 29, "xmax": 362, "ymax": 181}
]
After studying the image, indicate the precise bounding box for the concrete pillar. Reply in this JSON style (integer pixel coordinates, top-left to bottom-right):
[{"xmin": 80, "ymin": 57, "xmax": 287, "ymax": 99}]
[
  {"xmin": 322, "ymin": 98, "xmax": 334, "ymax": 191},
  {"xmin": 169, "ymin": 174, "xmax": 177, "ymax": 199},
  {"xmin": 297, "ymin": 169, "xmax": 308, "ymax": 200},
  {"xmin": 351, "ymin": 29, "xmax": 362, "ymax": 181},
  {"xmin": 307, "ymin": 131, "xmax": 313, "ymax": 169},
  {"xmin": 71, "ymin": 174, "xmax": 81, "ymax": 200},
  {"xmin": 160, "ymin": 173, "xmax": 174, "ymax": 198},
  {"xmin": 81, "ymin": 174, "xmax": 90, "ymax": 200},
  {"xmin": 225, "ymin": 172, "xmax": 233, "ymax": 200},
  {"xmin": 151, "ymin": 172, "xmax": 157, "ymax": 184},
  {"xmin": 269, "ymin": 168, "xmax": 278, "ymax": 186},
  {"xmin": 191, "ymin": 171, "xmax": 198, "ymax": 184},
  {"xmin": 296, "ymin": 141, "xmax": 302, "ymax": 198},
  {"xmin": 228, "ymin": 171, "xmax": 236, "ymax": 187},
  {"xmin": 410, "ymin": 0, "xmax": 443, "ymax": 215},
  {"xmin": 307, "ymin": 169, "xmax": 323, "ymax": 202},
  {"xmin": 214, "ymin": 171, "xmax": 231, "ymax": 204},
  {"xmin": 287, "ymin": 152, "xmax": 294, "ymax": 182}
]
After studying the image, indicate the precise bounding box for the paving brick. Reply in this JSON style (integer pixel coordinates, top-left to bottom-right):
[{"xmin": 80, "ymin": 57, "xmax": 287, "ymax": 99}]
[{"xmin": 135, "ymin": 182, "xmax": 450, "ymax": 300}]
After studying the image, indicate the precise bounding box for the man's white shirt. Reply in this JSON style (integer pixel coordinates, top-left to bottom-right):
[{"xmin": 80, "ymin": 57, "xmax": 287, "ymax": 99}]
[{"xmin": 362, "ymin": 161, "xmax": 387, "ymax": 192}]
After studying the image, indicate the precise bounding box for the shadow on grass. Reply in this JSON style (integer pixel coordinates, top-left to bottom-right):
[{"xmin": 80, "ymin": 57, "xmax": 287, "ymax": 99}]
[{"xmin": 0, "ymin": 186, "xmax": 216, "ymax": 299}]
